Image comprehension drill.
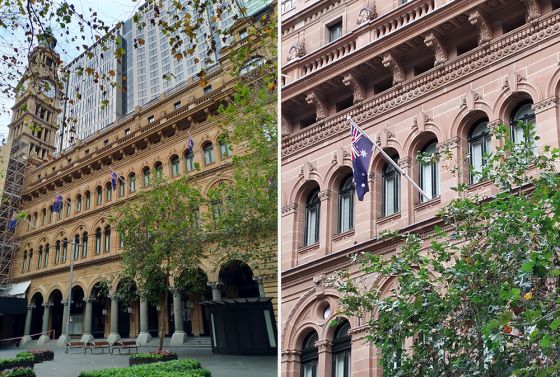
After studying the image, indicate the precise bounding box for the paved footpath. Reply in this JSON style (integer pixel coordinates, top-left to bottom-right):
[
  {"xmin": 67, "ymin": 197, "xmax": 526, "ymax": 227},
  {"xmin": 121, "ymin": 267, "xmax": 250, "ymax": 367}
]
[{"xmin": 0, "ymin": 343, "xmax": 277, "ymax": 377}]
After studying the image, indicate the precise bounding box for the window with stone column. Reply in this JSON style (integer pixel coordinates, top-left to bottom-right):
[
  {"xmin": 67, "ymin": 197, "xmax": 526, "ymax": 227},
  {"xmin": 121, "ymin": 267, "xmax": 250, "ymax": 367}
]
[
  {"xmin": 418, "ymin": 141, "xmax": 439, "ymax": 202},
  {"xmin": 510, "ymin": 100, "xmax": 536, "ymax": 157},
  {"xmin": 304, "ymin": 189, "xmax": 321, "ymax": 246},
  {"xmin": 338, "ymin": 176, "xmax": 354, "ymax": 233},
  {"xmin": 332, "ymin": 321, "xmax": 351, "ymax": 377},
  {"xmin": 468, "ymin": 119, "xmax": 491, "ymax": 184},
  {"xmin": 301, "ymin": 331, "xmax": 319, "ymax": 377}
]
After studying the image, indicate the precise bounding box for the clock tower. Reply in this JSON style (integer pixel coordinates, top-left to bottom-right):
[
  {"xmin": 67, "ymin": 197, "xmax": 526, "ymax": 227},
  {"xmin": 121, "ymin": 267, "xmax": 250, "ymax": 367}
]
[{"xmin": 8, "ymin": 28, "xmax": 62, "ymax": 164}]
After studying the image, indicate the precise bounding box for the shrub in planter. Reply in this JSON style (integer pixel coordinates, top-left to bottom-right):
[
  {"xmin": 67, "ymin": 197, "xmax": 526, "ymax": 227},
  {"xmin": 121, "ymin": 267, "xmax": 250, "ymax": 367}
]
[
  {"xmin": 0, "ymin": 354, "xmax": 34, "ymax": 372},
  {"xmin": 128, "ymin": 350, "xmax": 178, "ymax": 366},
  {"xmin": 79, "ymin": 359, "xmax": 211, "ymax": 377},
  {"xmin": 16, "ymin": 350, "xmax": 53, "ymax": 364},
  {"xmin": 1, "ymin": 368, "xmax": 36, "ymax": 377}
]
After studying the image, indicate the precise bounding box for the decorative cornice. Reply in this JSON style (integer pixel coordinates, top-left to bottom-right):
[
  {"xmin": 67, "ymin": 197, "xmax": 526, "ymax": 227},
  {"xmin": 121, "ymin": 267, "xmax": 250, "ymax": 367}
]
[
  {"xmin": 532, "ymin": 96, "xmax": 559, "ymax": 113},
  {"xmin": 282, "ymin": 12, "xmax": 560, "ymax": 158},
  {"xmin": 281, "ymin": 203, "xmax": 298, "ymax": 216},
  {"xmin": 424, "ymin": 32, "xmax": 447, "ymax": 66}
]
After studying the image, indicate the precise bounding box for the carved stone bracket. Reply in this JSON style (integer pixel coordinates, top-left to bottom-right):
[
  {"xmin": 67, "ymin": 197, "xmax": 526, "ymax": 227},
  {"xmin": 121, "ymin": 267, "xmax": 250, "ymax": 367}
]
[
  {"xmin": 382, "ymin": 52, "xmax": 405, "ymax": 85},
  {"xmin": 281, "ymin": 203, "xmax": 298, "ymax": 216},
  {"xmin": 281, "ymin": 349, "xmax": 301, "ymax": 362},
  {"xmin": 397, "ymin": 156, "xmax": 412, "ymax": 170},
  {"xmin": 522, "ymin": 0, "xmax": 541, "ymax": 22},
  {"xmin": 342, "ymin": 73, "xmax": 365, "ymax": 103},
  {"xmin": 437, "ymin": 136, "xmax": 462, "ymax": 151},
  {"xmin": 288, "ymin": 40, "xmax": 306, "ymax": 62},
  {"xmin": 424, "ymin": 32, "xmax": 448, "ymax": 66},
  {"xmin": 468, "ymin": 10, "xmax": 493, "ymax": 45},
  {"xmin": 315, "ymin": 340, "xmax": 333, "ymax": 353},
  {"xmin": 318, "ymin": 189, "xmax": 331, "ymax": 201},
  {"xmin": 532, "ymin": 96, "xmax": 559, "ymax": 113},
  {"xmin": 281, "ymin": 115, "xmax": 291, "ymax": 136},
  {"xmin": 488, "ymin": 119, "xmax": 504, "ymax": 130},
  {"xmin": 305, "ymin": 91, "xmax": 327, "ymax": 121},
  {"xmin": 357, "ymin": 2, "xmax": 377, "ymax": 24},
  {"xmin": 313, "ymin": 273, "xmax": 326, "ymax": 296}
]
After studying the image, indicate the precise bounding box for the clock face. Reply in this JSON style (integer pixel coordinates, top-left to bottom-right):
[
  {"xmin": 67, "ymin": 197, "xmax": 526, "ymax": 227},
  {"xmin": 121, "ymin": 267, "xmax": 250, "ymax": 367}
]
[{"xmin": 40, "ymin": 80, "xmax": 56, "ymax": 98}]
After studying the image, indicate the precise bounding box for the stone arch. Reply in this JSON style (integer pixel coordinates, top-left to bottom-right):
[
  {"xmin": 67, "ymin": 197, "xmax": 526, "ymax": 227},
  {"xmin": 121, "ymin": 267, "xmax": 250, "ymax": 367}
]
[
  {"xmin": 288, "ymin": 177, "xmax": 322, "ymax": 207},
  {"xmin": 450, "ymin": 109, "xmax": 492, "ymax": 142},
  {"xmin": 46, "ymin": 285, "xmax": 66, "ymax": 301},
  {"xmin": 203, "ymin": 177, "xmax": 234, "ymax": 196},
  {"xmin": 371, "ymin": 147, "xmax": 400, "ymax": 175},
  {"xmin": 87, "ymin": 275, "xmax": 114, "ymax": 297},
  {"xmin": 546, "ymin": 66, "xmax": 560, "ymax": 98},
  {"xmin": 494, "ymin": 89, "xmax": 538, "ymax": 121},
  {"xmin": 28, "ymin": 288, "xmax": 46, "ymax": 304},
  {"xmin": 69, "ymin": 222, "xmax": 88, "ymax": 238},
  {"xmin": 404, "ymin": 127, "xmax": 441, "ymax": 158},
  {"xmin": 326, "ymin": 165, "xmax": 353, "ymax": 195}
]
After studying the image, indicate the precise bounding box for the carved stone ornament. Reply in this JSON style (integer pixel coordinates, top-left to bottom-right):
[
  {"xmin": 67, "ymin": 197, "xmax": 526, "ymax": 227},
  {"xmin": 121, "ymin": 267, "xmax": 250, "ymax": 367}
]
[
  {"xmin": 424, "ymin": 32, "xmax": 448, "ymax": 66},
  {"xmin": 487, "ymin": 119, "xmax": 504, "ymax": 130},
  {"xmin": 318, "ymin": 189, "xmax": 331, "ymax": 201},
  {"xmin": 522, "ymin": 0, "xmax": 541, "ymax": 21},
  {"xmin": 468, "ymin": 10, "xmax": 493, "ymax": 44},
  {"xmin": 282, "ymin": 203, "xmax": 298, "ymax": 216},
  {"xmin": 281, "ymin": 349, "xmax": 300, "ymax": 362},
  {"xmin": 313, "ymin": 273, "xmax": 326, "ymax": 296},
  {"xmin": 281, "ymin": 115, "xmax": 291, "ymax": 135},
  {"xmin": 382, "ymin": 52, "xmax": 405, "ymax": 84},
  {"xmin": 437, "ymin": 136, "xmax": 462, "ymax": 151},
  {"xmin": 315, "ymin": 340, "xmax": 333, "ymax": 353},
  {"xmin": 397, "ymin": 156, "xmax": 412, "ymax": 170},
  {"xmin": 305, "ymin": 91, "xmax": 327, "ymax": 121},
  {"xmin": 532, "ymin": 96, "xmax": 559, "ymax": 113},
  {"xmin": 288, "ymin": 40, "xmax": 306, "ymax": 62},
  {"xmin": 342, "ymin": 73, "xmax": 365, "ymax": 103},
  {"xmin": 357, "ymin": 2, "xmax": 377, "ymax": 25}
]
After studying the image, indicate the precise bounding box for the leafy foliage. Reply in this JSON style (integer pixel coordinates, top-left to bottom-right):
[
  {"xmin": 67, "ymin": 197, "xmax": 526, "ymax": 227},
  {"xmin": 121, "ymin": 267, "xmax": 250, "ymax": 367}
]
[
  {"xmin": 337, "ymin": 122, "xmax": 560, "ymax": 376},
  {"xmin": 79, "ymin": 359, "xmax": 210, "ymax": 377}
]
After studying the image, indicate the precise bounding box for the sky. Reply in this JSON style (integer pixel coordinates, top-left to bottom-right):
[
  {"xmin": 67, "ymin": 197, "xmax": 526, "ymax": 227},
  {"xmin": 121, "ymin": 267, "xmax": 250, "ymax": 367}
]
[{"xmin": 0, "ymin": 0, "xmax": 142, "ymax": 142}]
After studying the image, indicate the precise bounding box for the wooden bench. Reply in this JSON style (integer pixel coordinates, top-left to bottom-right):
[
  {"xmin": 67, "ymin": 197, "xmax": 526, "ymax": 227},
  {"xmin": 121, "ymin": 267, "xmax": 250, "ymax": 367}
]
[
  {"xmin": 84, "ymin": 341, "xmax": 111, "ymax": 354},
  {"xmin": 65, "ymin": 341, "xmax": 85, "ymax": 353},
  {"xmin": 110, "ymin": 340, "xmax": 138, "ymax": 354}
]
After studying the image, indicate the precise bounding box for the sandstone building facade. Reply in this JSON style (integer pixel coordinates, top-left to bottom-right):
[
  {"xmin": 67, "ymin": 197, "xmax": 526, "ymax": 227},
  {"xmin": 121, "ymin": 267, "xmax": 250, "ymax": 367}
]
[
  {"xmin": 281, "ymin": 0, "xmax": 560, "ymax": 375},
  {"xmin": 3, "ymin": 14, "xmax": 277, "ymax": 354}
]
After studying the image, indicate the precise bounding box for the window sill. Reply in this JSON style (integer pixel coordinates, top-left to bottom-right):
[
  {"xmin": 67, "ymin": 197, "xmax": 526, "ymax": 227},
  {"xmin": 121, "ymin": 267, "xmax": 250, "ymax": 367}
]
[
  {"xmin": 376, "ymin": 212, "xmax": 400, "ymax": 225},
  {"xmin": 332, "ymin": 229, "xmax": 355, "ymax": 242},
  {"xmin": 298, "ymin": 243, "xmax": 319, "ymax": 255},
  {"xmin": 415, "ymin": 197, "xmax": 441, "ymax": 211},
  {"xmin": 468, "ymin": 180, "xmax": 491, "ymax": 191}
]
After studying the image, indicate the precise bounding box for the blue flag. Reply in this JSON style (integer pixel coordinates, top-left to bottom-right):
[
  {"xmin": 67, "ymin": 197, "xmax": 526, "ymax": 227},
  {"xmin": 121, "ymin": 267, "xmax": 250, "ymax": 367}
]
[
  {"xmin": 351, "ymin": 121, "xmax": 374, "ymax": 201},
  {"xmin": 111, "ymin": 172, "xmax": 118, "ymax": 190},
  {"xmin": 52, "ymin": 194, "xmax": 63, "ymax": 213},
  {"xmin": 188, "ymin": 132, "xmax": 194, "ymax": 154},
  {"xmin": 7, "ymin": 211, "xmax": 16, "ymax": 231}
]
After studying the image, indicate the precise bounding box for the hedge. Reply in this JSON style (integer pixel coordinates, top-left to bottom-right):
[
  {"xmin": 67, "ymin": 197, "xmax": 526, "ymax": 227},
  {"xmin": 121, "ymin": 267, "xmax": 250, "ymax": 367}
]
[
  {"xmin": 79, "ymin": 359, "xmax": 211, "ymax": 377},
  {"xmin": 129, "ymin": 351, "xmax": 178, "ymax": 366},
  {"xmin": 0, "ymin": 354, "xmax": 34, "ymax": 372},
  {"xmin": 1, "ymin": 368, "xmax": 35, "ymax": 377},
  {"xmin": 16, "ymin": 350, "xmax": 53, "ymax": 363}
]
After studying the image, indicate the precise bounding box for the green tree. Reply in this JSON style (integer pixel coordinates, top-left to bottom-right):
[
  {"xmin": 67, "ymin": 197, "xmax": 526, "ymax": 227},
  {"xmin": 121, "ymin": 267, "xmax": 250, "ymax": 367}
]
[
  {"xmin": 110, "ymin": 177, "xmax": 205, "ymax": 352},
  {"xmin": 337, "ymin": 123, "xmax": 560, "ymax": 376}
]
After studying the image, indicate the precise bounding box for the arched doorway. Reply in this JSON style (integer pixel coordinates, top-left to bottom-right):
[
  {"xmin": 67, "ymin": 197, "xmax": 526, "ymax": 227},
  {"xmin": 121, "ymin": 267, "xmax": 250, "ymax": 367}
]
[
  {"xmin": 115, "ymin": 279, "xmax": 138, "ymax": 338},
  {"xmin": 48, "ymin": 289, "xmax": 63, "ymax": 338},
  {"xmin": 219, "ymin": 260, "xmax": 260, "ymax": 299},
  {"xmin": 69, "ymin": 286, "xmax": 85, "ymax": 337},
  {"xmin": 176, "ymin": 268, "xmax": 212, "ymax": 336},
  {"xmin": 91, "ymin": 282, "xmax": 110, "ymax": 339},
  {"xmin": 29, "ymin": 292, "xmax": 44, "ymax": 339}
]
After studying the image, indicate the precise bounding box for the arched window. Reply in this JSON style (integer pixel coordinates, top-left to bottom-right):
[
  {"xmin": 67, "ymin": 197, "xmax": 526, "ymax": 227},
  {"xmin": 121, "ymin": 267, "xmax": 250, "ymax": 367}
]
[
  {"xmin": 119, "ymin": 177, "xmax": 125, "ymax": 197},
  {"xmin": 27, "ymin": 250, "xmax": 32, "ymax": 271},
  {"xmin": 511, "ymin": 101, "xmax": 536, "ymax": 153},
  {"xmin": 184, "ymin": 149, "xmax": 195, "ymax": 171},
  {"xmin": 382, "ymin": 161, "xmax": 400, "ymax": 216},
  {"xmin": 105, "ymin": 182, "xmax": 112, "ymax": 202},
  {"xmin": 95, "ymin": 228, "xmax": 102, "ymax": 254},
  {"xmin": 155, "ymin": 162, "xmax": 163, "ymax": 179},
  {"xmin": 76, "ymin": 194, "xmax": 82, "ymax": 212},
  {"xmin": 171, "ymin": 155, "xmax": 180, "ymax": 177},
  {"xmin": 301, "ymin": 332, "xmax": 318, "ymax": 377},
  {"xmin": 211, "ymin": 200, "xmax": 223, "ymax": 222},
  {"xmin": 62, "ymin": 238, "xmax": 68, "ymax": 262},
  {"xmin": 55, "ymin": 241, "xmax": 60, "ymax": 264},
  {"xmin": 22, "ymin": 251, "xmax": 27, "ymax": 273},
  {"xmin": 65, "ymin": 199, "xmax": 72, "ymax": 217},
  {"xmin": 129, "ymin": 173, "xmax": 136, "ymax": 193},
  {"xmin": 49, "ymin": 207, "xmax": 53, "ymax": 223},
  {"xmin": 332, "ymin": 321, "xmax": 351, "ymax": 377},
  {"xmin": 37, "ymin": 246, "xmax": 43, "ymax": 269},
  {"xmin": 33, "ymin": 212, "xmax": 37, "ymax": 226},
  {"xmin": 41, "ymin": 209, "xmax": 46, "ymax": 226},
  {"xmin": 143, "ymin": 167, "xmax": 151, "ymax": 187},
  {"xmin": 203, "ymin": 143, "xmax": 215, "ymax": 165},
  {"xmin": 338, "ymin": 176, "xmax": 354, "ymax": 234},
  {"xmin": 104, "ymin": 225, "xmax": 111, "ymax": 253},
  {"xmin": 219, "ymin": 136, "xmax": 233, "ymax": 159},
  {"xmin": 96, "ymin": 186, "xmax": 102, "ymax": 206},
  {"xmin": 304, "ymin": 189, "xmax": 320, "ymax": 246},
  {"xmin": 418, "ymin": 142, "xmax": 439, "ymax": 202},
  {"xmin": 73, "ymin": 234, "xmax": 80, "ymax": 260},
  {"xmin": 44, "ymin": 244, "xmax": 49, "ymax": 267},
  {"xmin": 27, "ymin": 215, "xmax": 31, "ymax": 230},
  {"xmin": 85, "ymin": 191, "xmax": 91, "ymax": 209},
  {"xmin": 468, "ymin": 120, "xmax": 491, "ymax": 184},
  {"xmin": 82, "ymin": 232, "xmax": 88, "ymax": 258}
]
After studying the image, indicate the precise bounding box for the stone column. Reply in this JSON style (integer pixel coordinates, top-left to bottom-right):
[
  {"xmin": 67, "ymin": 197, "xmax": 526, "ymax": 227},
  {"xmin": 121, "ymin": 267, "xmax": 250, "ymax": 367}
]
[
  {"xmin": 170, "ymin": 289, "xmax": 187, "ymax": 345},
  {"xmin": 208, "ymin": 282, "xmax": 223, "ymax": 301},
  {"xmin": 37, "ymin": 303, "xmax": 51, "ymax": 345},
  {"xmin": 397, "ymin": 157, "xmax": 412, "ymax": 225},
  {"xmin": 136, "ymin": 298, "xmax": 152, "ymax": 345},
  {"xmin": 253, "ymin": 276, "xmax": 266, "ymax": 298},
  {"xmin": 57, "ymin": 300, "xmax": 70, "ymax": 346},
  {"xmin": 20, "ymin": 304, "xmax": 34, "ymax": 346},
  {"xmin": 281, "ymin": 349, "xmax": 300, "ymax": 377},
  {"xmin": 318, "ymin": 189, "xmax": 331, "ymax": 256},
  {"xmin": 80, "ymin": 297, "xmax": 94, "ymax": 343},
  {"xmin": 280, "ymin": 203, "xmax": 298, "ymax": 270},
  {"xmin": 107, "ymin": 296, "xmax": 121, "ymax": 344},
  {"xmin": 316, "ymin": 339, "xmax": 333, "ymax": 377},
  {"xmin": 436, "ymin": 137, "xmax": 462, "ymax": 207},
  {"xmin": 533, "ymin": 97, "xmax": 560, "ymax": 149}
]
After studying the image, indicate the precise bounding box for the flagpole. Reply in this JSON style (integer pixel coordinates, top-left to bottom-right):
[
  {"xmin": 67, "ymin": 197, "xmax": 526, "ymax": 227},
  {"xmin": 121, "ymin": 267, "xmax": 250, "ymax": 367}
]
[{"xmin": 347, "ymin": 116, "xmax": 432, "ymax": 202}]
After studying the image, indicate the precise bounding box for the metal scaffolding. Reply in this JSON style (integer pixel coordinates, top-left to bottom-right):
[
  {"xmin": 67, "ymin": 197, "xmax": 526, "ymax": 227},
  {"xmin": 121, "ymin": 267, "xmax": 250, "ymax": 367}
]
[{"xmin": 0, "ymin": 138, "xmax": 29, "ymax": 290}]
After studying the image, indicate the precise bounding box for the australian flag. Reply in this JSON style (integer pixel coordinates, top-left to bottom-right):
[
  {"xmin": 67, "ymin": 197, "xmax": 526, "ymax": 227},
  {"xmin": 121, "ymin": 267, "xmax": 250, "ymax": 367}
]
[
  {"xmin": 7, "ymin": 211, "xmax": 16, "ymax": 231},
  {"xmin": 188, "ymin": 132, "xmax": 194, "ymax": 154},
  {"xmin": 111, "ymin": 172, "xmax": 118, "ymax": 190},
  {"xmin": 52, "ymin": 194, "xmax": 63, "ymax": 213},
  {"xmin": 350, "ymin": 120, "xmax": 374, "ymax": 201}
]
